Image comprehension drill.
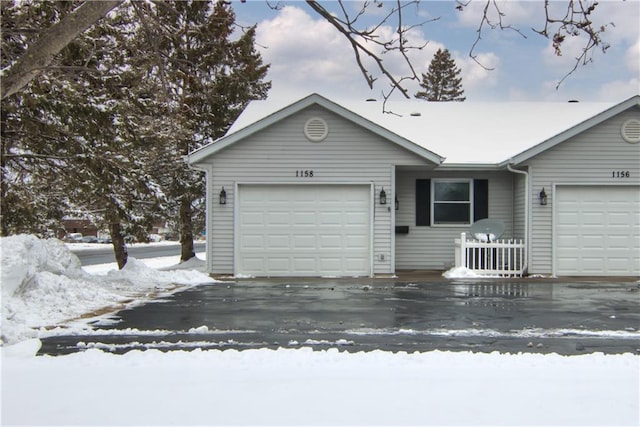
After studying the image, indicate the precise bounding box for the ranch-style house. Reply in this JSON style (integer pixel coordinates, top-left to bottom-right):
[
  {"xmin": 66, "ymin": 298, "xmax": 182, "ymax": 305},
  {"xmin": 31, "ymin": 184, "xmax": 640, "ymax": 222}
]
[{"xmin": 188, "ymin": 93, "xmax": 640, "ymax": 278}]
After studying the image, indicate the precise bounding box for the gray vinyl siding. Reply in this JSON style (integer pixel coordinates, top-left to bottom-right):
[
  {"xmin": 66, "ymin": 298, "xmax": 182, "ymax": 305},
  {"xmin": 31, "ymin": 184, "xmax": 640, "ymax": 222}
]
[
  {"xmin": 197, "ymin": 105, "xmax": 431, "ymax": 275},
  {"xmin": 395, "ymin": 170, "xmax": 515, "ymax": 270},
  {"xmin": 523, "ymin": 107, "xmax": 640, "ymax": 275}
]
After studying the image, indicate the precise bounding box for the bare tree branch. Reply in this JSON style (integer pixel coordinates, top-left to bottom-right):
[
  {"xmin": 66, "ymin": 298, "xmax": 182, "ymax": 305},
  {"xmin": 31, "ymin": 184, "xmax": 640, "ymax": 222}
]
[
  {"xmin": 532, "ymin": 0, "xmax": 612, "ymax": 89},
  {"xmin": 1, "ymin": 0, "xmax": 123, "ymax": 100},
  {"xmin": 456, "ymin": 0, "xmax": 610, "ymax": 88},
  {"xmin": 305, "ymin": 0, "xmax": 437, "ymax": 111}
]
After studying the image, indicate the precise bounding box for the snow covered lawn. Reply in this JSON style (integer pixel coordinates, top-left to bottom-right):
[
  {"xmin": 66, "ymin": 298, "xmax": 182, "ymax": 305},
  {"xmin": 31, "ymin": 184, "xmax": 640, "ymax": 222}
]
[
  {"xmin": 1, "ymin": 235, "xmax": 639, "ymax": 425},
  {"xmin": 2, "ymin": 340, "xmax": 639, "ymax": 426},
  {"xmin": 1, "ymin": 235, "xmax": 215, "ymax": 345}
]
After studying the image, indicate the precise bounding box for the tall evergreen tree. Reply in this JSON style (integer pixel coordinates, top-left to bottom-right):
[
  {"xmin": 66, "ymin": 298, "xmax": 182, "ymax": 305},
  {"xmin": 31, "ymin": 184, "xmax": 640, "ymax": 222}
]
[
  {"xmin": 2, "ymin": 1, "xmax": 270, "ymax": 267},
  {"xmin": 1, "ymin": 1, "xmax": 167, "ymax": 268},
  {"xmin": 137, "ymin": 1, "xmax": 270, "ymax": 262},
  {"xmin": 415, "ymin": 48, "xmax": 466, "ymax": 102}
]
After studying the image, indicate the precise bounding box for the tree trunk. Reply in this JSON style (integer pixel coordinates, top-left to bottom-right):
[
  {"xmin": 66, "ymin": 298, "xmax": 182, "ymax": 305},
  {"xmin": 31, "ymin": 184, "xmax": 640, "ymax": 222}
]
[
  {"xmin": 0, "ymin": 108, "xmax": 9, "ymax": 236},
  {"xmin": 1, "ymin": 0, "xmax": 123, "ymax": 100},
  {"xmin": 179, "ymin": 197, "xmax": 195, "ymax": 262},
  {"xmin": 108, "ymin": 217, "xmax": 128, "ymax": 270}
]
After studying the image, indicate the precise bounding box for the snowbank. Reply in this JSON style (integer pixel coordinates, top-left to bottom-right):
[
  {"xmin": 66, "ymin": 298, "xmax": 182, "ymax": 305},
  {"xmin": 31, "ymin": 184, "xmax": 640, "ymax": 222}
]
[
  {"xmin": 442, "ymin": 266, "xmax": 493, "ymax": 278},
  {"xmin": 1, "ymin": 235, "xmax": 216, "ymax": 345},
  {"xmin": 2, "ymin": 342, "xmax": 638, "ymax": 426}
]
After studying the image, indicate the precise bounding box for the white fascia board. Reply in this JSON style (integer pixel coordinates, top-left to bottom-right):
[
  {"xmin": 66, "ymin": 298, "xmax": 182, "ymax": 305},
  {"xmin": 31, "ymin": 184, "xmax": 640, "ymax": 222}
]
[
  {"xmin": 436, "ymin": 163, "xmax": 502, "ymax": 171},
  {"xmin": 188, "ymin": 93, "xmax": 445, "ymax": 166},
  {"xmin": 505, "ymin": 95, "xmax": 640, "ymax": 167}
]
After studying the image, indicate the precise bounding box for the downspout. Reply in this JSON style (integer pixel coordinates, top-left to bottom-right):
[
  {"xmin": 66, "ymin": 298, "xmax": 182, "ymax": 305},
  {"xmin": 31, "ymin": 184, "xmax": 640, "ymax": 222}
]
[{"xmin": 506, "ymin": 163, "xmax": 529, "ymax": 274}]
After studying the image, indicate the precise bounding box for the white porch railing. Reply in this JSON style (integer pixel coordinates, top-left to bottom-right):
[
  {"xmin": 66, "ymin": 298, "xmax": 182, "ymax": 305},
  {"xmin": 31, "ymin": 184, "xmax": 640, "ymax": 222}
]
[{"xmin": 454, "ymin": 232, "xmax": 526, "ymax": 277}]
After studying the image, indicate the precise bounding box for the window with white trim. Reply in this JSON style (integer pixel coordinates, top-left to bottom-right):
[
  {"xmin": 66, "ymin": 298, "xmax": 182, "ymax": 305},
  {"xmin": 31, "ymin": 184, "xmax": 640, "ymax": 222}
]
[
  {"xmin": 433, "ymin": 180, "xmax": 472, "ymax": 224},
  {"xmin": 415, "ymin": 178, "xmax": 488, "ymax": 226}
]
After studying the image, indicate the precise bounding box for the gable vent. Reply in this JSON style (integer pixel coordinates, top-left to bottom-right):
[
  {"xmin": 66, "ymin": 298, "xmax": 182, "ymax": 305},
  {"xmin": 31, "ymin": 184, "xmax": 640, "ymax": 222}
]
[
  {"xmin": 304, "ymin": 117, "xmax": 328, "ymax": 142},
  {"xmin": 621, "ymin": 119, "xmax": 640, "ymax": 144}
]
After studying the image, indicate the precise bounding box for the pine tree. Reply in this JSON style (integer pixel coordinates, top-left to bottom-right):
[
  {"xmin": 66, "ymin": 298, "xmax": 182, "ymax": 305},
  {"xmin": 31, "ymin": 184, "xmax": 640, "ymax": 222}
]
[
  {"xmin": 1, "ymin": 1, "xmax": 270, "ymax": 268},
  {"xmin": 415, "ymin": 48, "xmax": 466, "ymax": 102},
  {"xmin": 136, "ymin": 1, "xmax": 271, "ymax": 262},
  {"xmin": 1, "ymin": 1, "xmax": 167, "ymax": 268}
]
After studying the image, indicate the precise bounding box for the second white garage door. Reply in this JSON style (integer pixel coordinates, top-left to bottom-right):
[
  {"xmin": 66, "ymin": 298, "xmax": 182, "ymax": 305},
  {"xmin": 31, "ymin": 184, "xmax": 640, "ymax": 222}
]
[
  {"xmin": 555, "ymin": 185, "xmax": 640, "ymax": 276},
  {"xmin": 237, "ymin": 184, "xmax": 371, "ymax": 277}
]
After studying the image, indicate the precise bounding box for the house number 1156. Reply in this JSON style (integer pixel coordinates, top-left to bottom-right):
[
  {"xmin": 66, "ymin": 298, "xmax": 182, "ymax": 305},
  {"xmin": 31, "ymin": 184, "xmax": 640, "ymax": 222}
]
[
  {"xmin": 296, "ymin": 170, "xmax": 314, "ymax": 177},
  {"xmin": 612, "ymin": 171, "xmax": 630, "ymax": 178}
]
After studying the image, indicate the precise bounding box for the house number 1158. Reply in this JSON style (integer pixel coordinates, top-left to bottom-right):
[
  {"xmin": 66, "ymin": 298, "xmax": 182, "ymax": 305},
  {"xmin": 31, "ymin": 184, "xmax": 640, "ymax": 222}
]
[{"xmin": 296, "ymin": 170, "xmax": 314, "ymax": 177}]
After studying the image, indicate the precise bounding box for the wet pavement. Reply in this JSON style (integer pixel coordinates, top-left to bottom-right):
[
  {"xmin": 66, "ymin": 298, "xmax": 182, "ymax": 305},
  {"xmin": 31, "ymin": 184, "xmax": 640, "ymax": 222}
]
[{"xmin": 40, "ymin": 279, "xmax": 640, "ymax": 356}]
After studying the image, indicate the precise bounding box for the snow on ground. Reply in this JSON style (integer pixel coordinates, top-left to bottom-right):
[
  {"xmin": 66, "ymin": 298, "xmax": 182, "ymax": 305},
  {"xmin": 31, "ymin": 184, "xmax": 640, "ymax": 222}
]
[
  {"xmin": 1, "ymin": 235, "xmax": 639, "ymax": 426},
  {"xmin": 2, "ymin": 341, "xmax": 639, "ymax": 426},
  {"xmin": 0, "ymin": 234, "xmax": 215, "ymax": 345}
]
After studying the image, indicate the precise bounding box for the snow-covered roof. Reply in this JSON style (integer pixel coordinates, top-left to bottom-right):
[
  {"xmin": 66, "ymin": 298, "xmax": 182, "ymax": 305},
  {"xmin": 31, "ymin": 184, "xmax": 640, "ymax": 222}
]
[{"xmin": 191, "ymin": 93, "xmax": 639, "ymax": 166}]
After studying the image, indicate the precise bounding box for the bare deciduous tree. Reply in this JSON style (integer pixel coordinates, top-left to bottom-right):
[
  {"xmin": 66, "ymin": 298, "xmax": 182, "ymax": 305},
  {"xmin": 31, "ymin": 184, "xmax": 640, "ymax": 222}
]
[{"xmin": 2, "ymin": 1, "xmax": 613, "ymax": 104}]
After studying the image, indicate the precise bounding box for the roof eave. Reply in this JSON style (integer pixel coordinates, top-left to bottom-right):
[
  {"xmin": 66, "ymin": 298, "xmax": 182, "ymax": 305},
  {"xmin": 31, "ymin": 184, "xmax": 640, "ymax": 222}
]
[
  {"xmin": 437, "ymin": 162, "xmax": 502, "ymax": 171},
  {"xmin": 188, "ymin": 93, "xmax": 445, "ymax": 166},
  {"xmin": 508, "ymin": 95, "xmax": 640, "ymax": 166}
]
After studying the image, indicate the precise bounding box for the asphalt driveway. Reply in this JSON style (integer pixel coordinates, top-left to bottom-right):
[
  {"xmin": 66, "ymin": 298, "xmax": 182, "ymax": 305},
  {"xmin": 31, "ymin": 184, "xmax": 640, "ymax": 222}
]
[{"xmin": 40, "ymin": 278, "xmax": 640, "ymax": 356}]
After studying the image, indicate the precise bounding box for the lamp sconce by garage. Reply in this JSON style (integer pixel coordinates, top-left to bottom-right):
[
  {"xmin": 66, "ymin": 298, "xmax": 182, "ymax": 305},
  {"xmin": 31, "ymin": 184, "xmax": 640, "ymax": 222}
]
[
  {"xmin": 539, "ymin": 188, "xmax": 548, "ymax": 206},
  {"xmin": 395, "ymin": 196, "xmax": 399, "ymax": 211},
  {"xmin": 219, "ymin": 187, "xmax": 227, "ymax": 205},
  {"xmin": 379, "ymin": 187, "xmax": 387, "ymax": 205}
]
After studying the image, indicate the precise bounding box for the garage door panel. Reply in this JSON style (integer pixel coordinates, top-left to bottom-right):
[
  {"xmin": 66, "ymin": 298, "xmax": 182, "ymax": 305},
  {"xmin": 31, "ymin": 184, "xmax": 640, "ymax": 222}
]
[
  {"xmin": 319, "ymin": 212, "xmax": 342, "ymax": 226},
  {"xmin": 240, "ymin": 235, "xmax": 265, "ymax": 250},
  {"xmin": 346, "ymin": 212, "xmax": 369, "ymax": 225},
  {"xmin": 319, "ymin": 235, "xmax": 342, "ymax": 249},
  {"xmin": 555, "ymin": 186, "xmax": 639, "ymax": 276},
  {"xmin": 319, "ymin": 258, "xmax": 342, "ymax": 271},
  {"xmin": 346, "ymin": 235, "xmax": 369, "ymax": 249},
  {"xmin": 608, "ymin": 212, "xmax": 633, "ymax": 225},
  {"xmin": 292, "ymin": 235, "xmax": 315, "ymax": 250},
  {"xmin": 241, "ymin": 257, "xmax": 265, "ymax": 272},
  {"xmin": 582, "ymin": 212, "xmax": 605, "ymax": 225},
  {"xmin": 267, "ymin": 235, "xmax": 290, "ymax": 249},
  {"xmin": 265, "ymin": 212, "xmax": 289, "ymax": 225},
  {"xmin": 293, "ymin": 211, "xmax": 316, "ymax": 224},
  {"xmin": 240, "ymin": 212, "xmax": 263, "ymax": 226},
  {"xmin": 345, "ymin": 257, "xmax": 369, "ymax": 272},
  {"xmin": 292, "ymin": 258, "xmax": 316, "ymax": 272},
  {"xmin": 238, "ymin": 185, "xmax": 371, "ymax": 277}
]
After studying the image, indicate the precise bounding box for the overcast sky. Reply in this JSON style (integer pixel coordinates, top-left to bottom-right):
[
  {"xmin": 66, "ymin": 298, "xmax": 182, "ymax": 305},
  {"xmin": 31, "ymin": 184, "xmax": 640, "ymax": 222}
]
[{"xmin": 232, "ymin": 1, "xmax": 639, "ymax": 104}]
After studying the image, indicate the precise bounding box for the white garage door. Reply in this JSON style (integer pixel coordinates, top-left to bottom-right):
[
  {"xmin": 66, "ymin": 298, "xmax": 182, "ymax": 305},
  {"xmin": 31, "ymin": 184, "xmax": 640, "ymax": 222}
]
[
  {"xmin": 555, "ymin": 185, "xmax": 640, "ymax": 276},
  {"xmin": 237, "ymin": 184, "xmax": 371, "ymax": 277}
]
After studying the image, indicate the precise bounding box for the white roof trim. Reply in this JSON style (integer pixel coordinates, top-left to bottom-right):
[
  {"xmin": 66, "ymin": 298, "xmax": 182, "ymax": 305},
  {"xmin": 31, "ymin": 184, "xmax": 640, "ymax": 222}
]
[
  {"xmin": 504, "ymin": 95, "xmax": 640, "ymax": 166},
  {"xmin": 188, "ymin": 93, "xmax": 444, "ymax": 165}
]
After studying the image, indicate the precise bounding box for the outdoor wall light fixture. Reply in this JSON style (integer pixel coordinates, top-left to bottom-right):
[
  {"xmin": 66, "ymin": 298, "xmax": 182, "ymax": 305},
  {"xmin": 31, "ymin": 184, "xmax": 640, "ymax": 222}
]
[
  {"xmin": 395, "ymin": 196, "xmax": 399, "ymax": 211},
  {"xmin": 539, "ymin": 188, "xmax": 548, "ymax": 206},
  {"xmin": 219, "ymin": 187, "xmax": 227, "ymax": 205},
  {"xmin": 379, "ymin": 187, "xmax": 387, "ymax": 205}
]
